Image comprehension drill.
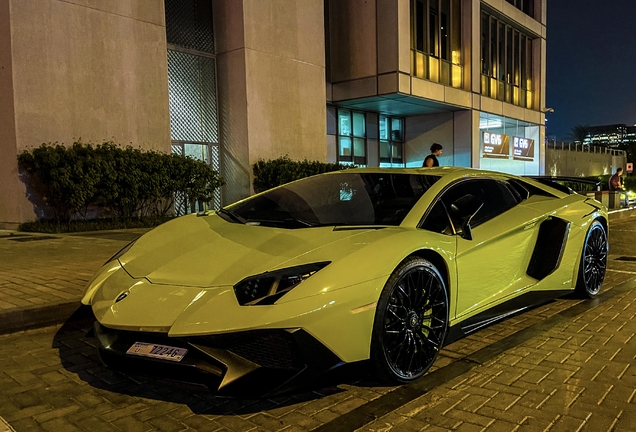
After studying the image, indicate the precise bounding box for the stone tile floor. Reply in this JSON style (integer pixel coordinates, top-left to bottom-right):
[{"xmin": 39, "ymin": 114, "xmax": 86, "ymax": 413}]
[{"xmin": 0, "ymin": 214, "xmax": 635, "ymax": 431}]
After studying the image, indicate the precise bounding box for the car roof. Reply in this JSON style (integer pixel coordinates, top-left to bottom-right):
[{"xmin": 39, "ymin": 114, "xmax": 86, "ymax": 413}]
[
  {"xmin": 325, "ymin": 166, "xmax": 515, "ymax": 182},
  {"xmin": 324, "ymin": 167, "xmax": 570, "ymax": 201}
]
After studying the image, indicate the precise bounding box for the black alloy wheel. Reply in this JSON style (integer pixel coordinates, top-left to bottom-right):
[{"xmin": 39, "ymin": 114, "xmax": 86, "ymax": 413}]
[
  {"xmin": 576, "ymin": 220, "xmax": 608, "ymax": 297},
  {"xmin": 371, "ymin": 257, "xmax": 449, "ymax": 383}
]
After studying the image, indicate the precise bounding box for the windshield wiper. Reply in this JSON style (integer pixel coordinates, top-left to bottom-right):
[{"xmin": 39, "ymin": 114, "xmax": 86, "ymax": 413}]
[{"xmin": 217, "ymin": 207, "xmax": 248, "ymax": 224}]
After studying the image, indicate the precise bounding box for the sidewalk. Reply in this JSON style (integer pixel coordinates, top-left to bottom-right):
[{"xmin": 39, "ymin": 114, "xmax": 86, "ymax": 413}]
[
  {"xmin": 0, "ymin": 228, "xmax": 148, "ymax": 335},
  {"xmin": 0, "ymin": 208, "xmax": 634, "ymax": 336}
]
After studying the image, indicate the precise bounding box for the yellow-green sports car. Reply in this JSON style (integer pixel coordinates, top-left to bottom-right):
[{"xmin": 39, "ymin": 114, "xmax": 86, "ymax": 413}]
[{"xmin": 82, "ymin": 167, "xmax": 608, "ymax": 396}]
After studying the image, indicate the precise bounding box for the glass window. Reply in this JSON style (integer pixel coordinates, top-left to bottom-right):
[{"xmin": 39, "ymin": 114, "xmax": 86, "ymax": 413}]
[
  {"xmin": 438, "ymin": 179, "xmax": 519, "ymax": 230},
  {"xmin": 416, "ymin": 0, "xmax": 424, "ymax": 52},
  {"xmin": 339, "ymin": 137, "xmax": 352, "ymax": 159},
  {"xmin": 411, "ymin": 0, "xmax": 462, "ymax": 88},
  {"xmin": 353, "ymin": 112, "xmax": 365, "ymax": 137},
  {"xmin": 481, "ymin": 12, "xmax": 489, "ymax": 76},
  {"xmin": 379, "ymin": 116, "xmax": 404, "ymax": 167},
  {"xmin": 338, "ymin": 110, "xmax": 351, "ymax": 136},
  {"xmin": 337, "ymin": 109, "xmax": 366, "ymax": 165},
  {"xmin": 420, "ymin": 200, "xmax": 453, "ymax": 235},
  {"xmin": 429, "ymin": 2, "xmax": 439, "ymax": 57},
  {"xmin": 228, "ymin": 173, "xmax": 441, "ymax": 228},
  {"xmin": 480, "ymin": 11, "xmax": 535, "ymax": 109},
  {"xmin": 506, "ymin": 0, "xmax": 534, "ymax": 17}
]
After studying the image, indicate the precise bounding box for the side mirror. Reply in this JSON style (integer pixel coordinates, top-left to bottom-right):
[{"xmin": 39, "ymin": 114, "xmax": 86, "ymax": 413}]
[{"xmin": 450, "ymin": 194, "xmax": 483, "ymax": 241}]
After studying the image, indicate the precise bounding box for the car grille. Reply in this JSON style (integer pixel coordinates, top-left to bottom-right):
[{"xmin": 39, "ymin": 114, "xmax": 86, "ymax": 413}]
[{"xmin": 190, "ymin": 330, "xmax": 304, "ymax": 370}]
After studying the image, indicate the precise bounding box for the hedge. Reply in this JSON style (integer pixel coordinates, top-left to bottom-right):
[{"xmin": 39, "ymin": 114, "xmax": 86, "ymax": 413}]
[
  {"xmin": 252, "ymin": 155, "xmax": 353, "ymax": 193},
  {"xmin": 17, "ymin": 141, "xmax": 224, "ymax": 223}
]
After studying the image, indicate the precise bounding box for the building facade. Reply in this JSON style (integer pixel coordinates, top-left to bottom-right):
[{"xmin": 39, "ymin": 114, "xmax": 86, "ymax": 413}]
[
  {"xmin": 325, "ymin": 0, "xmax": 546, "ymax": 175},
  {"xmin": 582, "ymin": 124, "xmax": 636, "ymax": 148},
  {"xmin": 0, "ymin": 0, "xmax": 547, "ymax": 228}
]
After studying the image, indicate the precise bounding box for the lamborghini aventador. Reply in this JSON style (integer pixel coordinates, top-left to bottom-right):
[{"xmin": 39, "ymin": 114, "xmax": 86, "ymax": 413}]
[{"xmin": 82, "ymin": 167, "xmax": 608, "ymax": 396}]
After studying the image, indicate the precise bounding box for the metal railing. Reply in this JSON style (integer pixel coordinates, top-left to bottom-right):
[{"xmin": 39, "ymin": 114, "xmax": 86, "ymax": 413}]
[{"xmin": 546, "ymin": 141, "xmax": 626, "ymax": 156}]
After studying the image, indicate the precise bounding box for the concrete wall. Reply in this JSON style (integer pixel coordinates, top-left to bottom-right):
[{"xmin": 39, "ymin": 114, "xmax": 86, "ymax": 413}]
[
  {"xmin": 405, "ymin": 112, "xmax": 456, "ymax": 167},
  {"xmin": 214, "ymin": 0, "xmax": 327, "ymax": 204},
  {"xmin": 328, "ymin": 0, "xmax": 377, "ymax": 82},
  {"xmin": 545, "ymin": 147, "xmax": 627, "ymax": 177},
  {"xmin": 0, "ymin": 0, "xmax": 170, "ymax": 227}
]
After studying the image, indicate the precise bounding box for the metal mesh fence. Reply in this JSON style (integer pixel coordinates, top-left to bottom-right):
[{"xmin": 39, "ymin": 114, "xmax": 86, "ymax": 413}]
[
  {"xmin": 166, "ymin": 0, "xmax": 220, "ymax": 215},
  {"xmin": 167, "ymin": 50, "xmax": 218, "ymax": 143},
  {"xmin": 165, "ymin": 0, "xmax": 214, "ymax": 53}
]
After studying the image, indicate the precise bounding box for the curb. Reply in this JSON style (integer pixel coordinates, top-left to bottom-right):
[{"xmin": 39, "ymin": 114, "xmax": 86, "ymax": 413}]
[
  {"xmin": 0, "ymin": 300, "xmax": 91, "ymax": 336},
  {"xmin": 608, "ymin": 207, "xmax": 636, "ymax": 221}
]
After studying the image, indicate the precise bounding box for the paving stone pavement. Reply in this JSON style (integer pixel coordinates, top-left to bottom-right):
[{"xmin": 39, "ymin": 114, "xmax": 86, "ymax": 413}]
[
  {"xmin": 0, "ymin": 229, "xmax": 147, "ymax": 334},
  {"xmin": 0, "ymin": 214, "xmax": 635, "ymax": 431}
]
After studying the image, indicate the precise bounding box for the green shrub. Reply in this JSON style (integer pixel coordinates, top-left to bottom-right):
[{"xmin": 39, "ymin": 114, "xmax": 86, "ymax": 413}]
[
  {"xmin": 18, "ymin": 141, "xmax": 224, "ymax": 223},
  {"xmin": 253, "ymin": 155, "xmax": 352, "ymax": 193}
]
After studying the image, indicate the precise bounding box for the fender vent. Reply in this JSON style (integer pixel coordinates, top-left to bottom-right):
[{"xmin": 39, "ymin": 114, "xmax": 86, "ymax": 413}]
[{"xmin": 527, "ymin": 218, "xmax": 570, "ymax": 280}]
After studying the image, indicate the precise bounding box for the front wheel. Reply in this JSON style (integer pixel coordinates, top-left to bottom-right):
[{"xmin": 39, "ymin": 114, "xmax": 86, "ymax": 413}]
[
  {"xmin": 370, "ymin": 257, "xmax": 449, "ymax": 384},
  {"xmin": 575, "ymin": 220, "xmax": 608, "ymax": 298}
]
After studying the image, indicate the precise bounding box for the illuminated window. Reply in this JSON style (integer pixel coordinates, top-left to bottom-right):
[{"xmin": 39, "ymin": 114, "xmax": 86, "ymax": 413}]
[
  {"xmin": 410, "ymin": 0, "xmax": 462, "ymax": 88},
  {"xmin": 337, "ymin": 109, "xmax": 366, "ymax": 165},
  {"xmin": 480, "ymin": 11, "xmax": 534, "ymax": 109},
  {"xmin": 379, "ymin": 116, "xmax": 404, "ymax": 167}
]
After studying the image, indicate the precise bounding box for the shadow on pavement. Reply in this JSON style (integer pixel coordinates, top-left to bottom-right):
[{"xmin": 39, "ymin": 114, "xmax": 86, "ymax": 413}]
[{"xmin": 53, "ymin": 307, "xmax": 365, "ymax": 415}]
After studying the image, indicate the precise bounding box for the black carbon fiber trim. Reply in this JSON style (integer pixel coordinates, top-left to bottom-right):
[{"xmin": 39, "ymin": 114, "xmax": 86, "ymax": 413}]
[
  {"xmin": 527, "ymin": 217, "xmax": 570, "ymax": 280},
  {"xmin": 189, "ymin": 330, "xmax": 305, "ymax": 370}
]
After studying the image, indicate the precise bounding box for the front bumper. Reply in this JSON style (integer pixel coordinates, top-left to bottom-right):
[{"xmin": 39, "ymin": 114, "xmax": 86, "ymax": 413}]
[{"xmin": 93, "ymin": 320, "xmax": 343, "ymax": 397}]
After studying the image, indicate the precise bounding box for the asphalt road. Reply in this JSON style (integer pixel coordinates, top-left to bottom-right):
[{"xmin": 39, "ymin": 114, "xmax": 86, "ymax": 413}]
[{"xmin": 1, "ymin": 219, "xmax": 636, "ymax": 432}]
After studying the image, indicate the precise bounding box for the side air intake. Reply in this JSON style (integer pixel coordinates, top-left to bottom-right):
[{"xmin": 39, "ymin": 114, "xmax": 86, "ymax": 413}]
[{"xmin": 527, "ymin": 217, "xmax": 570, "ymax": 280}]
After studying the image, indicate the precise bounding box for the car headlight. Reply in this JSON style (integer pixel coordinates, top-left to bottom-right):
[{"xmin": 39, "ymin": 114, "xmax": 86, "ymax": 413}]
[
  {"xmin": 104, "ymin": 239, "xmax": 137, "ymax": 265},
  {"xmin": 233, "ymin": 262, "xmax": 331, "ymax": 306}
]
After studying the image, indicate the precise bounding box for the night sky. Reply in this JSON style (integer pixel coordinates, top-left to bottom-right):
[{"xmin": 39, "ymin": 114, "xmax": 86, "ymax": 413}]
[{"xmin": 546, "ymin": 0, "xmax": 636, "ymax": 141}]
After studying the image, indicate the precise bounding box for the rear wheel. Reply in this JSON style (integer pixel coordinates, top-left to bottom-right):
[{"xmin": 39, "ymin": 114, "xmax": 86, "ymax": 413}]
[
  {"xmin": 575, "ymin": 220, "xmax": 608, "ymax": 298},
  {"xmin": 370, "ymin": 257, "xmax": 449, "ymax": 384}
]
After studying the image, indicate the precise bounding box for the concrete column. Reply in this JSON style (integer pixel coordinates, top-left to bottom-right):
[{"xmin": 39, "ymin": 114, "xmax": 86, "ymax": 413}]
[
  {"xmin": 215, "ymin": 0, "xmax": 326, "ymax": 204},
  {"xmin": 469, "ymin": 0, "xmax": 480, "ymax": 95},
  {"xmin": 453, "ymin": 110, "xmax": 473, "ymax": 167},
  {"xmin": 0, "ymin": 0, "xmax": 21, "ymax": 228}
]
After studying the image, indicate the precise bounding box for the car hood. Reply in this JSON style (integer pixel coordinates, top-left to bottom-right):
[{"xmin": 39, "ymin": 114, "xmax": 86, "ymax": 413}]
[{"xmin": 119, "ymin": 213, "xmax": 378, "ymax": 287}]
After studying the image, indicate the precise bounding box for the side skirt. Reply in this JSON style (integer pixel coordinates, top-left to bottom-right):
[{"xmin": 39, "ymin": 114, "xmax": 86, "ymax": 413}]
[{"xmin": 444, "ymin": 289, "xmax": 572, "ymax": 346}]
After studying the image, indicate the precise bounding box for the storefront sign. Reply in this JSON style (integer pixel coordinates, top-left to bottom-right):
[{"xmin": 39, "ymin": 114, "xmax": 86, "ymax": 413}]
[
  {"xmin": 512, "ymin": 136, "xmax": 534, "ymax": 161},
  {"xmin": 482, "ymin": 132, "xmax": 510, "ymax": 158}
]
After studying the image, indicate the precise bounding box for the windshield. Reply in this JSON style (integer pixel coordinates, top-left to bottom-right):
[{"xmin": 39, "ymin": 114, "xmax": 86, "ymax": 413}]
[{"xmin": 226, "ymin": 173, "xmax": 440, "ymax": 228}]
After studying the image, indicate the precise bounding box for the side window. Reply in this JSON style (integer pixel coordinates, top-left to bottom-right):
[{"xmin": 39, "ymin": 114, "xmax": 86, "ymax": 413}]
[
  {"xmin": 439, "ymin": 179, "xmax": 519, "ymax": 230},
  {"xmin": 421, "ymin": 200, "xmax": 454, "ymax": 235},
  {"xmin": 507, "ymin": 179, "xmax": 529, "ymax": 201}
]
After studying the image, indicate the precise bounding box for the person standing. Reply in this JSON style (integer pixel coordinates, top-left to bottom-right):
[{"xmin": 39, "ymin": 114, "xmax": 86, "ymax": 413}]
[
  {"xmin": 609, "ymin": 168, "xmax": 623, "ymax": 191},
  {"xmin": 423, "ymin": 143, "xmax": 443, "ymax": 167}
]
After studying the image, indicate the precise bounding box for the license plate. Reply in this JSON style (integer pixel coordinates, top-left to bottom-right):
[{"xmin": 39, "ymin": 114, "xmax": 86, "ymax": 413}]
[{"xmin": 126, "ymin": 342, "xmax": 187, "ymax": 362}]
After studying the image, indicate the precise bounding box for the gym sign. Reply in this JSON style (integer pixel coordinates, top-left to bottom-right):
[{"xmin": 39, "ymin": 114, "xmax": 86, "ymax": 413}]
[
  {"xmin": 482, "ymin": 132, "xmax": 510, "ymax": 158},
  {"xmin": 512, "ymin": 136, "xmax": 534, "ymax": 161}
]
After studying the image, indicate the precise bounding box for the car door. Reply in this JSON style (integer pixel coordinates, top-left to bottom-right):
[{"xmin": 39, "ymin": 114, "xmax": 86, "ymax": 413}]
[{"xmin": 423, "ymin": 178, "xmax": 544, "ymax": 319}]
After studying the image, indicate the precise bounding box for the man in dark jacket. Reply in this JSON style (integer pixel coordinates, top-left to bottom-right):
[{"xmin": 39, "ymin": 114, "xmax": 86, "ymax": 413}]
[{"xmin": 609, "ymin": 168, "xmax": 623, "ymax": 191}]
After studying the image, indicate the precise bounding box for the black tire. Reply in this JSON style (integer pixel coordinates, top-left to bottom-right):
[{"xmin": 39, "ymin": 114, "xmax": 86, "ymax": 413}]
[
  {"xmin": 370, "ymin": 257, "xmax": 449, "ymax": 384},
  {"xmin": 575, "ymin": 220, "xmax": 608, "ymax": 298}
]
